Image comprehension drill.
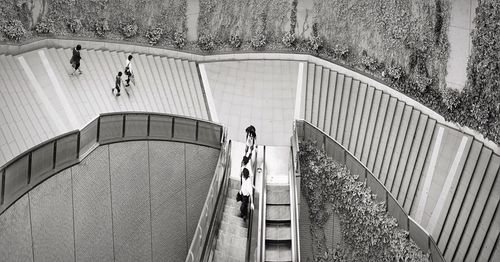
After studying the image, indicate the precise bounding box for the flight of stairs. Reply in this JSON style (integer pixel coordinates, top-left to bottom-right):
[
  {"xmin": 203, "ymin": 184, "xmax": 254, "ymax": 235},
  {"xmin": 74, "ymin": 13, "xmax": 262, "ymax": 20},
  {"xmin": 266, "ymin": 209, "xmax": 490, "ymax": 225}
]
[
  {"xmin": 265, "ymin": 185, "xmax": 292, "ymax": 261},
  {"xmin": 212, "ymin": 178, "xmax": 247, "ymax": 262},
  {"xmin": 0, "ymin": 47, "xmax": 210, "ymax": 167},
  {"xmin": 300, "ymin": 62, "xmax": 500, "ymax": 261}
]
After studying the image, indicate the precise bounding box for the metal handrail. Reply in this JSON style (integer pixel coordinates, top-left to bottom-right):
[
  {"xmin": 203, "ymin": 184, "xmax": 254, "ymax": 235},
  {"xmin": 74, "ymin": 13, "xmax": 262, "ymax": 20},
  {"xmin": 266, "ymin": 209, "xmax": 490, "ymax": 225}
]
[
  {"xmin": 295, "ymin": 120, "xmax": 446, "ymax": 261},
  {"xmin": 0, "ymin": 112, "xmax": 224, "ymax": 216},
  {"xmin": 258, "ymin": 147, "xmax": 267, "ymax": 261},
  {"xmin": 245, "ymin": 145, "xmax": 259, "ymax": 261},
  {"xmin": 185, "ymin": 136, "xmax": 231, "ymax": 262},
  {"xmin": 289, "ymin": 125, "xmax": 301, "ymax": 262}
]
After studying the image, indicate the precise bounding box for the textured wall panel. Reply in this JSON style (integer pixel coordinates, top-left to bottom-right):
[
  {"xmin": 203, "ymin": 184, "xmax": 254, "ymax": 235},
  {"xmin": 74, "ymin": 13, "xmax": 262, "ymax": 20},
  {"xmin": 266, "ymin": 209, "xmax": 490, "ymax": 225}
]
[
  {"xmin": 29, "ymin": 169, "xmax": 74, "ymax": 262},
  {"xmin": 149, "ymin": 141, "xmax": 187, "ymax": 262},
  {"xmin": 0, "ymin": 194, "xmax": 33, "ymax": 262},
  {"xmin": 185, "ymin": 144, "xmax": 219, "ymax": 244},
  {"xmin": 71, "ymin": 146, "xmax": 113, "ymax": 262},
  {"xmin": 109, "ymin": 141, "xmax": 152, "ymax": 262}
]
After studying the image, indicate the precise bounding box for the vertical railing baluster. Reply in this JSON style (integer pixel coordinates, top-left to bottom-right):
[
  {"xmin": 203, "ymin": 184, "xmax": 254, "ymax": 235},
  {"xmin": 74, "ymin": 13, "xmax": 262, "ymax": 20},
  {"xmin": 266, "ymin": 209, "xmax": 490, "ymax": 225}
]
[{"xmin": 122, "ymin": 114, "xmax": 126, "ymax": 138}]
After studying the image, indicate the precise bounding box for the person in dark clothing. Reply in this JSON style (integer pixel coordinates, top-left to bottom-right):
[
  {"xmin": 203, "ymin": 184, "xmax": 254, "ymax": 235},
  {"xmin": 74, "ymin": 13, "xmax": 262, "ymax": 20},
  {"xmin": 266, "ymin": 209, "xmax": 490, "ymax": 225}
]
[
  {"xmin": 113, "ymin": 72, "xmax": 123, "ymax": 96},
  {"xmin": 70, "ymin": 44, "xmax": 82, "ymax": 76}
]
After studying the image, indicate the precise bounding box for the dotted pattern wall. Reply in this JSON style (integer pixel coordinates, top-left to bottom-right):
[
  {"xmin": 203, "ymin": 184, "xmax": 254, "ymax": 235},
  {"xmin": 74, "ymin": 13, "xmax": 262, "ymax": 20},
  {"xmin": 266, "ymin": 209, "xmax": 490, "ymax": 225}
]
[{"xmin": 0, "ymin": 141, "xmax": 220, "ymax": 261}]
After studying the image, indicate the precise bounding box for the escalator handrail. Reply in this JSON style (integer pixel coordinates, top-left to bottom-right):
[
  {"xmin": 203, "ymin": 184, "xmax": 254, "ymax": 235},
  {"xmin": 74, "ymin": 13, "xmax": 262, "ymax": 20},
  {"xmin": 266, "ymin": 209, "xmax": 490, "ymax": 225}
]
[
  {"xmin": 290, "ymin": 124, "xmax": 301, "ymax": 262},
  {"xmin": 245, "ymin": 146, "xmax": 259, "ymax": 261},
  {"xmin": 185, "ymin": 129, "xmax": 231, "ymax": 262},
  {"xmin": 258, "ymin": 147, "xmax": 267, "ymax": 261}
]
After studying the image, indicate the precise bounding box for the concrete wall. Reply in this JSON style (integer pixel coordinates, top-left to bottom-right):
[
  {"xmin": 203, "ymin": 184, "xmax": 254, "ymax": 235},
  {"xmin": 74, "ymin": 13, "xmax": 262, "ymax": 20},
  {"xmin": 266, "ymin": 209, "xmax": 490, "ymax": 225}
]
[{"xmin": 0, "ymin": 141, "xmax": 219, "ymax": 262}]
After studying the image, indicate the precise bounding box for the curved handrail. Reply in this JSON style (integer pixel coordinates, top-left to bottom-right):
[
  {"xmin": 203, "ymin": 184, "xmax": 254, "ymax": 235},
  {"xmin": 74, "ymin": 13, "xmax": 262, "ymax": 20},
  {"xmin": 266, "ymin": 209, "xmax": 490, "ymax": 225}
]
[
  {"xmin": 185, "ymin": 137, "xmax": 230, "ymax": 262},
  {"xmin": 294, "ymin": 120, "xmax": 446, "ymax": 262},
  {"xmin": 245, "ymin": 146, "xmax": 259, "ymax": 261},
  {"xmin": 0, "ymin": 112, "xmax": 224, "ymax": 216}
]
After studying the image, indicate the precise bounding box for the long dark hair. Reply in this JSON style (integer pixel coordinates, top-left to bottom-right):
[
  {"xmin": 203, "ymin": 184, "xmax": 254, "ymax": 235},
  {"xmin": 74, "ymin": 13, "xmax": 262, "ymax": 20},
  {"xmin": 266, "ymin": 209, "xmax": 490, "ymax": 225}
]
[
  {"xmin": 242, "ymin": 168, "xmax": 249, "ymax": 179},
  {"xmin": 245, "ymin": 125, "xmax": 256, "ymax": 139}
]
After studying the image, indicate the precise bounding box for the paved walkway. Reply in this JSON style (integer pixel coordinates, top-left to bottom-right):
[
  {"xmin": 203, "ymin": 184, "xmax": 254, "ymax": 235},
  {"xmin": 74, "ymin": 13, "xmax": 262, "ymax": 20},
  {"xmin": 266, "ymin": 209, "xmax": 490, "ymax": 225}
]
[
  {"xmin": 446, "ymin": 0, "xmax": 478, "ymax": 91},
  {"xmin": 201, "ymin": 60, "xmax": 302, "ymax": 146},
  {"xmin": 186, "ymin": 0, "xmax": 200, "ymax": 41}
]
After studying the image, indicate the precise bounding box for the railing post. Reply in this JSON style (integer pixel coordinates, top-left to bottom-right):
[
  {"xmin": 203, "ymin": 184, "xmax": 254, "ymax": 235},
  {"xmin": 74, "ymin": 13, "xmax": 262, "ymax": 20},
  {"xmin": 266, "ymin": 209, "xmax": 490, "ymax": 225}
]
[
  {"xmin": 96, "ymin": 116, "xmax": 101, "ymax": 143},
  {"xmin": 122, "ymin": 114, "xmax": 126, "ymax": 138},
  {"xmin": 171, "ymin": 117, "xmax": 175, "ymax": 138},
  {"xmin": 146, "ymin": 114, "xmax": 151, "ymax": 137},
  {"xmin": 52, "ymin": 140, "xmax": 57, "ymax": 169},
  {"xmin": 76, "ymin": 131, "xmax": 81, "ymax": 159},
  {"xmin": 27, "ymin": 153, "xmax": 32, "ymax": 184},
  {"xmin": 195, "ymin": 121, "xmax": 199, "ymax": 142},
  {"xmin": 0, "ymin": 169, "xmax": 4, "ymax": 205}
]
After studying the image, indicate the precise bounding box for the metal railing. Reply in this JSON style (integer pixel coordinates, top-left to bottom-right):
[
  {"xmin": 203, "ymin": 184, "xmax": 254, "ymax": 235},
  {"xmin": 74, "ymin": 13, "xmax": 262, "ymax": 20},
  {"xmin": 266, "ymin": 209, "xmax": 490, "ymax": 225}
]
[
  {"xmin": 290, "ymin": 124, "xmax": 301, "ymax": 262},
  {"xmin": 294, "ymin": 120, "xmax": 445, "ymax": 262},
  {"xmin": 0, "ymin": 112, "xmax": 224, "ymax": 215},
  {"xmin": 245, "ymin": 146, "xmax": 260, "ymax": 261},
  {"xmin": 185, "ymin": 134, "xmax": 230, "ymax": 262}
]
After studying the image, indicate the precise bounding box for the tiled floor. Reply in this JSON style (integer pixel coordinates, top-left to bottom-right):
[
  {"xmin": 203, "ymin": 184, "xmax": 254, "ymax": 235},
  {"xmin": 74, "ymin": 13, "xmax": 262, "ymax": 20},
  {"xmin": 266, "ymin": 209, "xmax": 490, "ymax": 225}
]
[{"xmin": 203, "ymin": 60, "xmax": 300, "ymax": 146}]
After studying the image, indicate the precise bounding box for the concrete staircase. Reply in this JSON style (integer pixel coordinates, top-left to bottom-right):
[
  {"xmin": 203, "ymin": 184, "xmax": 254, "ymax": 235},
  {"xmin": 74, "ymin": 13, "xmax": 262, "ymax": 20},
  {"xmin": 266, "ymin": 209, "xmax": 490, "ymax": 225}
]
[
  {"xmin": 301, "ymin": 62, "xmax": 500, "ymax": 261},
  {"xmin": 211, "ymin": 178, "xmax": 247, "ymax": 262},
  {"xmin": 0, "ymin": 47, "xmax": 210, "ymax": 167}
]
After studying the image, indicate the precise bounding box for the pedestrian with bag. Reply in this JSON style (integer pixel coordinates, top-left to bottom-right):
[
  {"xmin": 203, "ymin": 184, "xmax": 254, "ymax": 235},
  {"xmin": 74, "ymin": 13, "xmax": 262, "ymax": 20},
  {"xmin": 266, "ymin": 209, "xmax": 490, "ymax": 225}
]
[
  {"xmin": 245, "ymin": 125, "xmax": 257, "ymax": 157},
  {"xmin": 124, "ymin": 55, "xmax": 135, "ymax": 88},
  {"xmin": 69, "ymin": 44, "xmax": 82, "ymax": 76}
]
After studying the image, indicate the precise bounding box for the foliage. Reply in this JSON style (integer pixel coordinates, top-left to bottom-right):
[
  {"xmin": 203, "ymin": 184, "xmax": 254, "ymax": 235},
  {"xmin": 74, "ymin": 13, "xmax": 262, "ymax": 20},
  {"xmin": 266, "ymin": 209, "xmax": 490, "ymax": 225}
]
[
  {"xmin": 384, "ymin": 63, "xmax": 404, "ymax": 81},
  {"xmin": 34, "ymin": 17, "xmax": 55, "ymax": 35},
  {"xmin": 360, "ymin": 52, "xmax": 379, "ymax": 71},
  {"xmin": 332, "ymin": 44, "xmax": 349, "ymax": 59},
  {"xmin": 91, "ymin": 18, "xmax": 110, "ymax": 37},
  {"xmin": 411, "ymin": 74, "xmax": 433, "ymax": 93},
  {"xmin": 440, "ymin": 87, "xmax": 461, "ymax": 111},
  {"xmin": 251, "ymin": 32, "xmax": 267, "ymax": 50},
  {"xmin": 462, "ymin": 0, "xmax": 500, "ymax": 142},
  {"xmin": 145, "ymin": 27, "xmax": 163, "ymax": 45},
  {"xmin": 121, "ymin": 23, "xmax": 139, "ymax": 38},
  {"xmin": 198, "ymin": 33, "xmax": 215, "ymax": 51},
  {"xmin": 307, "ymin": 36, "xmax": 323, "ymax": 54},
  {"xmin": 281, "ymin": 31, "xmax": 296, "ymax": 48},
  {"xmin": 174, "ymin": 30, "xmax": 186, "ymax": 48},
  {"xmin": 299, "ymin": 140, "xmax": 429, "ymax": 262},
  {"xmin": 290, "ymin": 0, "xmax": 298, "ymax": 34},
  {"xmin": 229, "ymin": 34, "xmax": 242, "ymax": 49},
  {"xmin": 67, "ymin": 17, "xmax": 82, "ymax": 34},
  {"xmin": 3, "ymin": 20, "xmax": 26, "ymax": 41}
]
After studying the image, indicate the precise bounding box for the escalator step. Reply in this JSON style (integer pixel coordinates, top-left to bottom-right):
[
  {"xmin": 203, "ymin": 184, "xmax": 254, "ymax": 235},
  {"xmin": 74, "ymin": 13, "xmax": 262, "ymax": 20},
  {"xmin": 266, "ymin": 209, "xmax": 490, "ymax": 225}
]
[
  {"xmin": 265, "ymin": 242, "xmax": 292, "ymax": 262},
  {"xmin": 267, "ymin": 190, "xmax": 290, "ymax": 205},
  {"xmin": 266, "ymin": 223, "xmax": 291, "ymax": 241},
  {"xmin": 266, "ymin": 205, "xmax": 291, "ymax": 221}
]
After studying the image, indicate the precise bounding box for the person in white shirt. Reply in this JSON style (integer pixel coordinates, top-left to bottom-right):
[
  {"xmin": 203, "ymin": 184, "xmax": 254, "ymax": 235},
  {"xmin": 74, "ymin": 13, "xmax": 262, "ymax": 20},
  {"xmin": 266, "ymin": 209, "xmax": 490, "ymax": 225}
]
[
  {"xmin": 239, "ymin": 168, "xmax": 254, "ymax": 221},
  {"xmin": 124, "ymin": 55, "xmax": 134, "ymax": 87}
]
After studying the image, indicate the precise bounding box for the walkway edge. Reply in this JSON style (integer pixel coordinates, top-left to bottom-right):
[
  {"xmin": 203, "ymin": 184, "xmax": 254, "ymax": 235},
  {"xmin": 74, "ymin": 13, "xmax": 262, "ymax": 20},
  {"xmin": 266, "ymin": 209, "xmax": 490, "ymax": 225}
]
[{"xmin": 198, "ymin": 64, "xmax": 219, "ymax": 123}]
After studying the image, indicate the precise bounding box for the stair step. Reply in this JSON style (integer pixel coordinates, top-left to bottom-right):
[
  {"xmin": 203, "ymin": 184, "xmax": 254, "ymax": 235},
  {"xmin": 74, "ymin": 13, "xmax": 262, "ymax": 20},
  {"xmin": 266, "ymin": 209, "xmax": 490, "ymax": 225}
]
[
  {"xmin": 366, "ymin": 94, "xmax": 391, "ymax": 171},
  {"xmin": 266, "ymin": 223, "xmax": 291, "ymax": 241},
  {"xmin": 266, "ymin": 205, "xmax": 291, "ymax": 221},
  {"xmin": 359, "ymin": 89, "xmax": 381, "ymax": 163},
  {"xmin": 336, "ymin": 76, "xmax": 352, "ymax": 141},
  {"xmin": 311, "ymin": 65, "xmax": 322, "ymax": 126},
  {"xmin": 323, "ymin": 71, "xmax": 337, "ymax": 135},
  {"xmin": 265, "ymin": 242, "xmax": 292, "ymax": 262},
  {"xmin": 348, "ymin": 82, "xmax": 367, "ymax": 152},
  {"xmin": 317, "ymin": 67, "xmax": 330, "ymax": 130},
  {"xmin": 330, "ymin": 73, "xmax": 345, "ymax": 137},
  {"xmin": 342, "ymin": 79, "xmax": 360, "ymax": 147},
  {"xmin": 354, "ymin": 86, "xmax": 375, "ymax": 158},
  {"xmin": 305, "ymin": 63, "xmax": 315, "ymax": 123}
]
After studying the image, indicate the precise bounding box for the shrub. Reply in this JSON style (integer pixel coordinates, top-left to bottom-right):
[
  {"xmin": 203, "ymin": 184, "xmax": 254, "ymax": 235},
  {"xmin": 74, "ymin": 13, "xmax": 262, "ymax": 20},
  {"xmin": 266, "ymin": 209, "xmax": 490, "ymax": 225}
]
[
  {"xmin": 412, "ymin": 74, "xmax": 433, "ymax": 93},
  {"xmin": 174, "ymin": 31, "xmax": 187, "ymax": 49},
  {"xmin": 332, "ymin": 43, "xmax": 350, "ymax": 59},
  {"xmin": 145, "ymin": 27, "xmax": 163, "ymax": 45},
  {"xmin": 281, "ymin": 31, "xmax": 296, "ymax": 48},
  {"xmin": 441, "ymin": 88, "xmax": 461, "ymax": 111},
  {"xmin": 229, "ymin": 34, "xmax": 242, "ymax": 49},
  {"xmin": 360, "ymin": 53, "xmax": 379, "ymax": 71},
  {"xmin": 251, "ymin": 32, "xmax": 267, "ymax": 50},
  {"xmin": 299, "ymin": 140, "xmax": 429, "ymax": 261},
  {"xmin": 198, "ymin": 34, "xmax": 215, "ymax": 51},
  {"xmin": 307, "ymin": 35, "xmax": 323, "ymax": 53},
  {"xmin": 290, "ymin": 0, "xmax": 298, "ymax": 34},
  {"xmin": 34, "ymin": 17, "xmax": 54, "ymax": 34},
  {"xmin": 121, "ymin": 23, "xmax": 138, "ymax": 38},
  {"xmin": 67, "ymin": 17, "xmax": 82, "ymax": 34},
  {"xmin": 3, "ymin": 20, "xmax": 26, "ymax": 41},
  {"xmin": 91, "ymin": 18, "xmax": 109, "ymax": 37},
  {"xmin": 384, "ymin": 63, "xmax": 404, "ymax": 81}
]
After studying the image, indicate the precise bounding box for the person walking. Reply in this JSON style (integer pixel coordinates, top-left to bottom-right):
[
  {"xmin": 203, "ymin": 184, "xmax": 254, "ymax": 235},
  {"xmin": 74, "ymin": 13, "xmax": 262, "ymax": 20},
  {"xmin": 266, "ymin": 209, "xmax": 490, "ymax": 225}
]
[
  {"xmin": 239, "ymin": 168, "xmax": 254, "ymax": 222},
  {"xmin": 124, "ymin": 55, "xmax": 134, "ymax": 87},
  {"xmin": 70, "ymin": 44, "xmax": 82, "ymax": 76},
  {"xmin": 112, "ymin": 71, "xmax": 123, "ymax": 96}
]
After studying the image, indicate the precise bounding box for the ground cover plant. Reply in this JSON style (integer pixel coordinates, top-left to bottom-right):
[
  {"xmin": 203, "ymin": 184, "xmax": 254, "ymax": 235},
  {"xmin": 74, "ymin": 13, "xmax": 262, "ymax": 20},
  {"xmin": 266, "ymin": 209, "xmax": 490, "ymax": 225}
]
[
  {"xmin": 299, "ymin": 140, "xmax": 428, "ymax": 262},
  {"xmin": 198, "ymin": 0, "xmax": 291, "ymax": 48},
  {"xmin": 0, "ymin": 0, "xmax": 499, "ymax": 145}
]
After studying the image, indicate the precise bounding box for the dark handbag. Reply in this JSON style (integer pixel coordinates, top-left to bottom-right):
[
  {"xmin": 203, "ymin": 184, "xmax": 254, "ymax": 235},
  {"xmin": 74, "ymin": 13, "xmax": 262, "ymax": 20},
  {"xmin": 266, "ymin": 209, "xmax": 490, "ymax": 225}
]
[{"xmin": 236, "ymin": 192, "xmax": 242, "ymax": 202}]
